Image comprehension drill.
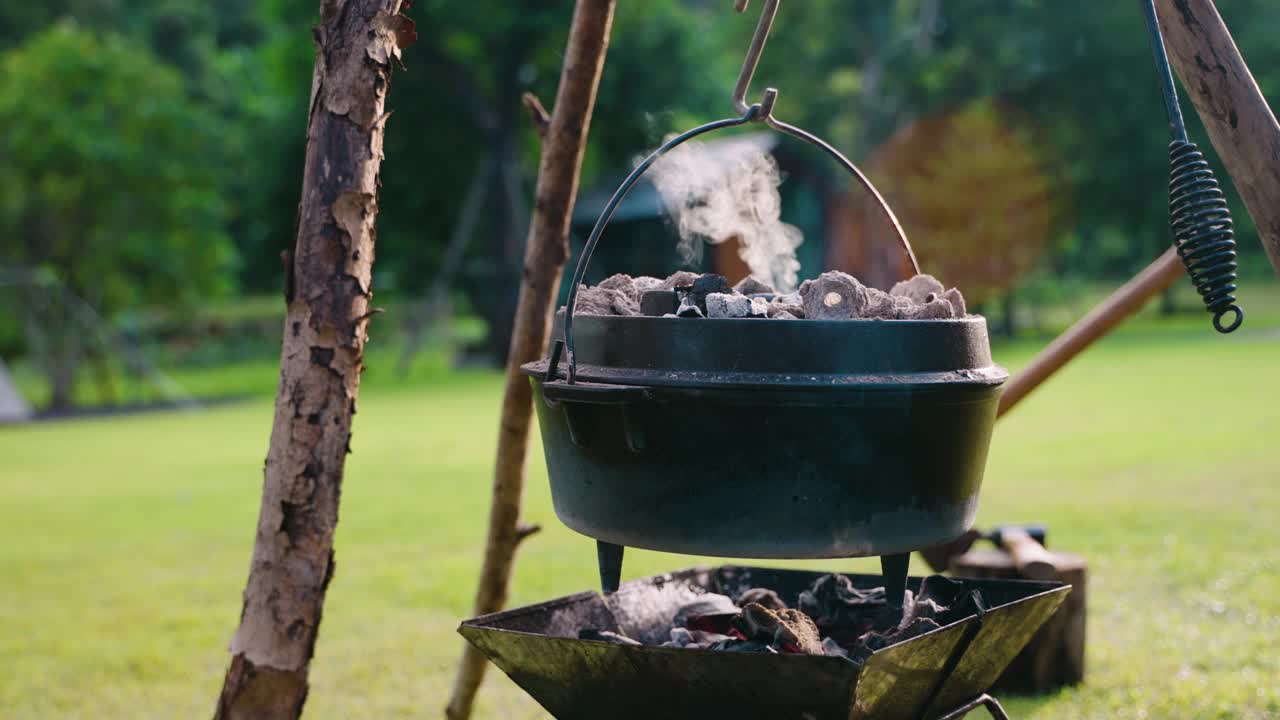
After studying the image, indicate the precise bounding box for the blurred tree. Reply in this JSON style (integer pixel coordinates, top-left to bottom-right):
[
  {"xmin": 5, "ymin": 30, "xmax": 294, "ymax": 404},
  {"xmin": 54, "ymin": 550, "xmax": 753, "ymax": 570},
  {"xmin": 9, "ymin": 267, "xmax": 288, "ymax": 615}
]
[
  {"xmin": 0, "ymin": 0, "xmax": 1276, "ymax": 366},
  {"xmin": 869, "ymin": 100, "xmax": 1053, "ymax": 335},
  {"xmin": 0, "ymin": 23, "xmax": 234, "ymax": 408},
  {"xmin": 741, "ymin": 1, "xmax": 1276, "ymax": 306},
  {"xmin": 217, "ymin": 0, "xmax": 316, "ymax": 293},
  {"xmin": 0, "ymin": 1, "xmax": 123, "ymax": 49},
  {"xmin": 380, "ymin": 0, "xmax": 731, "ymax": 362}
]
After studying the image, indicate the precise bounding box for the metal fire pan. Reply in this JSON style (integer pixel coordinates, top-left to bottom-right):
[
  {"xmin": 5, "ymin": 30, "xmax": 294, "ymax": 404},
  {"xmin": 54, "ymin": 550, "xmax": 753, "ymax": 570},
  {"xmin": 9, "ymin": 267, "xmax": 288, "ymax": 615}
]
[{"xmin": 459, "ymin": 566, "xmax": 1069, "ymax": 720}]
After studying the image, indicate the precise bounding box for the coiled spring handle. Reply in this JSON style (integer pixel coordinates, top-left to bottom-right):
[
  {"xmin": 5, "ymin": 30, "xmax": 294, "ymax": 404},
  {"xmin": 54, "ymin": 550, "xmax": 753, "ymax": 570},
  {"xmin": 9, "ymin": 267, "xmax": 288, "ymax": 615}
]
[{"xmin": 1141, "ymin": 0, "xmax": 1244, "ymax": 333}]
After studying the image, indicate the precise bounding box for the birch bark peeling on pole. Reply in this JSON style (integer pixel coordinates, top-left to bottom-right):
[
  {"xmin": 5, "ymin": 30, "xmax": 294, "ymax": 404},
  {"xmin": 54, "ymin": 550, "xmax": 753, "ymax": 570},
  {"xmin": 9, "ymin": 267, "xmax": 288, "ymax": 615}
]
[
  {"xmin": 213, "ymin": 2, "xmax": 414, "ymax": 719},
  {"xmin": 446, "ymin": 2, "xmax": 616, "ymax": 719},
  {"xmin": 1156, "ymin": 0, "xmax": 1280, "ymax": 275}
]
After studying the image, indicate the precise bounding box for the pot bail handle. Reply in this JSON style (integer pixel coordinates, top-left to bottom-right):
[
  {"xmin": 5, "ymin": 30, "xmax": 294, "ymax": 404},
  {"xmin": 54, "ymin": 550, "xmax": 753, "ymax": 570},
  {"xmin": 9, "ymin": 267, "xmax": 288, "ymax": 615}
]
[{"xmin": 561, "ymin": 108, "xmax": 920, "ymax": 384}]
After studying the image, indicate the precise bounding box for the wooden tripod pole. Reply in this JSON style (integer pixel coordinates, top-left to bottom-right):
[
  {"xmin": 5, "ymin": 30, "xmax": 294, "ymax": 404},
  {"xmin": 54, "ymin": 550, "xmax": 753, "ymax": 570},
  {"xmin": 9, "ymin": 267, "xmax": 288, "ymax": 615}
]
[
  {"xmin": 445, "ymin": 2, "xmax": 616, "ymax": 719},
  {"xmin": 214, "ymin": 2, "xmax": 414, "ymax": 718}
]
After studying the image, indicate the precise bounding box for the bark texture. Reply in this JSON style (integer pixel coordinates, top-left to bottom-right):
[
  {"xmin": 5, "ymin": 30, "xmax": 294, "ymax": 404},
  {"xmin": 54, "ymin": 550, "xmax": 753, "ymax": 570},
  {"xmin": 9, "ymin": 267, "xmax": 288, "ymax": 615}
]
[
  {"xmin": 1157, "ymin": 0, "xmax": 1280, "ymax": 275},
  {"xmin": 445, "ymin": 2, "xmax": 616, "ymax": 718},
  {"xmin": 214, "ymin": 2, "xmax": 413, "ymax": 718}
]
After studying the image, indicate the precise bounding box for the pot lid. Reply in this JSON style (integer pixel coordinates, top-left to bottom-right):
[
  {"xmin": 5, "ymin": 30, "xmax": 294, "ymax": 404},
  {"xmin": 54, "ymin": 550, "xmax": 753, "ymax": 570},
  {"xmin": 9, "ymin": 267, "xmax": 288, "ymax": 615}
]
[{"xmin": 523, "ymin": 312, "xmax": 1008, "ymax": 390}]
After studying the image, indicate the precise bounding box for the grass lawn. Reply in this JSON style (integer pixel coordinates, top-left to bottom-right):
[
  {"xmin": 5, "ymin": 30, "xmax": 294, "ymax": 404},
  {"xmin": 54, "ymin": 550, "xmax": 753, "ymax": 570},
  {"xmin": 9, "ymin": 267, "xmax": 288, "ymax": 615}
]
[{"xmin": 2, "ymin": 286, "xmax": 1279, "ymax": 718}]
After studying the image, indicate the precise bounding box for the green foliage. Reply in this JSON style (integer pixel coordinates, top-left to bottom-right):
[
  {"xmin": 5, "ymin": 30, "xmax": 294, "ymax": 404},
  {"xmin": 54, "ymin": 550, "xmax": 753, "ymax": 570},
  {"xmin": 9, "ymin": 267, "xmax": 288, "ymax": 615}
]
[
  {"xmin": 0, "ymin": 1, "xmax": 124, "ymax": 49},
  {"xmin": 0, "ymin": 22, "xmax": 235, "ymax": 312},
  {"xmin": 2, "ymin": 0, "xmax": 1278, "ymax": 328},
  {"xmin": 372, "ymin": 0, "xmax": 731, "ymax": 294},
  {"xmin": 743, "ymin": 0, "xmax": 1277, "ymax": 288},
  {"xmin": 586, "ymin": 1, "xmax": 735, "ymax": 171}
]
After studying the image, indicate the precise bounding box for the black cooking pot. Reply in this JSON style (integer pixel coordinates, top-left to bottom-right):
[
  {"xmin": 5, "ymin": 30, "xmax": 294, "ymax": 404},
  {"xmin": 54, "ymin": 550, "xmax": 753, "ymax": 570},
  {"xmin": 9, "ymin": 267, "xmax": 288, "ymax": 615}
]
[
  {"xmin": 524, "ymin": 312, "xmax": 1006, "ymax": 560},
  {"xmin": 522, "ymin": 104, "xmax": 1007, "ymax": 590}
]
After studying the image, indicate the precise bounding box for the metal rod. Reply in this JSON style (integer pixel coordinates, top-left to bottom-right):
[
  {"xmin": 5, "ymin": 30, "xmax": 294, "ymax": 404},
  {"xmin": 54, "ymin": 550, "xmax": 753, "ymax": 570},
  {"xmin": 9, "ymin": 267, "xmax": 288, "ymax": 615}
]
[
  {"xmin": 921, "ymin": 603, "xmax": 991, "ymax": 720},
  {"xmin": 934, "ymin": 693, "xmax": 1010, "ymax": 720},
  {"xmin": 732, "ymin": 0, "xmax": 781, "ymax": 115},
  {"xmin": 1140, "ymin": 0, "xmax": 1189, "ymax": 142},
  {"xmin": 1142, "ymin": 0, "xmax": 1243, "ymax": 334}
]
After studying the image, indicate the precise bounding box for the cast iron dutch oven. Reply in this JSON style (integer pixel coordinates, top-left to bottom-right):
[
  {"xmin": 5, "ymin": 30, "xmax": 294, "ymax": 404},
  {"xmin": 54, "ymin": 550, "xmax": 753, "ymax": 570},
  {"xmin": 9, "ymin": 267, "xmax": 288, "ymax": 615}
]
[
  {"xmin": 524, "ymin": 310, "xmax": 1006, "ymax": 559},
  {"xmin": 521, "ymin": 103, "xmax": 1008, "ymax": 561}
]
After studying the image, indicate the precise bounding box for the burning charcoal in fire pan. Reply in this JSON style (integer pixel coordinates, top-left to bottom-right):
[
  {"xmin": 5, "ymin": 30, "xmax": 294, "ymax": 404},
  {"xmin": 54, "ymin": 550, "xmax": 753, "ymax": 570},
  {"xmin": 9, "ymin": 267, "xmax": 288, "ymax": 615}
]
[{"xmin": 459, "ymin": 566, "xmax": 1070, "ymax": 720}]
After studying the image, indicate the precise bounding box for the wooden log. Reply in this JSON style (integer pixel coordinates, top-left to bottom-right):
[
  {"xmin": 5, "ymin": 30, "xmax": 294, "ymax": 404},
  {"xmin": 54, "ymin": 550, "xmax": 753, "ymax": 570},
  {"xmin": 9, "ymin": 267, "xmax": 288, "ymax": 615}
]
[
  {"xmin": 998, "ymin": 527, "xmax": 1058, "ymax": 581},
  {"xmin": 1156, "ymin": 0, "xmax": 1280, "ymax": 275},
  {"xmin": 951, "ymin": 548, "xmax": 1087, "ymax": 693}
]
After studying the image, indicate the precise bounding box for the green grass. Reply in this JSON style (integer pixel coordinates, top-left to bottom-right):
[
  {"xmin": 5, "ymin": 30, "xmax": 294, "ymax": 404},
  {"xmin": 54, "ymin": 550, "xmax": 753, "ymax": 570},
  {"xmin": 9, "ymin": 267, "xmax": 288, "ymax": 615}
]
[
  {"xmin": 6, "ymin": 300, "xmax": 487, "ymax": 408},
  {"xmin": 2, "ymin": 283, "xmax": 1279, "ymax": 719}
]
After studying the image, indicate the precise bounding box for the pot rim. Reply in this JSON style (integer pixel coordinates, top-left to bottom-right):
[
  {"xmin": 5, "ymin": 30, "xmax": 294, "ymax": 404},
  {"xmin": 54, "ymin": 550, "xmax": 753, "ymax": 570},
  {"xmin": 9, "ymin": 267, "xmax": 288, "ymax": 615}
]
[{"xmin": 527, "ymin": 312, "xmax": 1008, "ymax": 390}]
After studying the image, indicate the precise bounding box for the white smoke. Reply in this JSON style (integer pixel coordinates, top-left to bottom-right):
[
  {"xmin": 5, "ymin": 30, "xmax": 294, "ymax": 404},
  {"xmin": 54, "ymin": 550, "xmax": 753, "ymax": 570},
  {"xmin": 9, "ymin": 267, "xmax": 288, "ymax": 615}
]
[{"xmin": 646, "ymin": 137, "xmax": 804, "ymax": 293}]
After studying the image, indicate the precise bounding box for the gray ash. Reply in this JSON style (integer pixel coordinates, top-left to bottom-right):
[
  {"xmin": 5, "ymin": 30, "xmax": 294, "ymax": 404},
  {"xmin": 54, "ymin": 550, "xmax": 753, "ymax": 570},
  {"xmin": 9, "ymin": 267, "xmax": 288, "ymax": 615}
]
[
  {"xmin": 573, "ymin": 271, "xmax": 967, "ymax": 321},
  {"xmin": 577, "ymin": 573, "xmax": 984, "ymax": 664}
]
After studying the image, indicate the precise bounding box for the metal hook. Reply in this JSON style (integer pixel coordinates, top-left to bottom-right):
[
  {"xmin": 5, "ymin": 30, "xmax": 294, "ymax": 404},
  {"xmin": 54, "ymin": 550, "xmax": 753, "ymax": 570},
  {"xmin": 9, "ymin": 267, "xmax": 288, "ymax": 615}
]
[{"xmin": 732, "ymin": 0, "xmax": 780, "ymax": 120}]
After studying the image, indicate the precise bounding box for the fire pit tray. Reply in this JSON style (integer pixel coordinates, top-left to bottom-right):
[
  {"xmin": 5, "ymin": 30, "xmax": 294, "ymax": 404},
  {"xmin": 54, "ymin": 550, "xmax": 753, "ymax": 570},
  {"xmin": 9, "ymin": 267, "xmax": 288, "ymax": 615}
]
[{"xmin": 460, "ymin": 566, "xmax": 1069, "ymax": 720}]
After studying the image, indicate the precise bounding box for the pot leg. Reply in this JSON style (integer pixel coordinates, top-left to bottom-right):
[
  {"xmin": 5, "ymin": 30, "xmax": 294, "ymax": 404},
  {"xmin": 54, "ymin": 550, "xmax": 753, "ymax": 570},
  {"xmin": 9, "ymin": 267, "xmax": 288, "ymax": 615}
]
[
  {"xmin": 881, "ymin": 552, "xmax": 910, "ymax": 621},
  {"xmin": 597, "ymin": 541, "xmax": 625, "ymax": 594}
]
